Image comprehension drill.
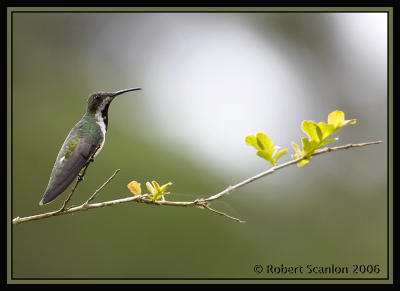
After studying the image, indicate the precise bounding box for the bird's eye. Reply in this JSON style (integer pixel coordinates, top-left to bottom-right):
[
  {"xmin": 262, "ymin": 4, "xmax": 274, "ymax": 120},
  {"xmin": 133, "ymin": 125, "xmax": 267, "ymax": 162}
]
[{"xmin": 94, "ymin": 95, "xmax": 100, "ymax": 100}]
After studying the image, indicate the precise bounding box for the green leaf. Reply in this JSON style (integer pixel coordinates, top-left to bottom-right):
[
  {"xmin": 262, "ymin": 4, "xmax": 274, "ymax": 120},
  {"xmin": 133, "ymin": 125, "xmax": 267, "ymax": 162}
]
[
  {"xmin": 319, "ymin": 138, "xmax": 338, "ymax": 147},
  {"xmin": 271, "ymin": 145, "xmax": 281, "ymax": 158},
  {"xmin": 301, "ymin": 137, "xmax": 314, "ymax": 155},
  {"xmin": 146, "ymin": 182, "xmax": 155, "ymax": 194},
  {"xmin": 247, "ymin": 132, "xmax": 287, "ymax": 165},
  {"xmin": 245, "ymin": 134, "xmax": 260, "ymax": 150},
  {"xmin": 298, "ymin": 157, "xmax": 312, "ymax": 167},
  {"xmin": 256, "ymin": 132, "xmax": 274, "ymax": 154},
  {"xmin": 160, "ymin": 182, "xmax": 173, "ymax": 193},
  {"xmin": 302, "ymin": 120, "xmax": 320, "ymax": 143},
  {"xmin": 152, "ymin": 181, "xmax": 161, "ymax": 193},
  {"xmin": 152, "ymin": 192, "xmax": 163, "ymax": 201},
  {"xmin": 317, "ymin": 122, "xmax": 336, "ymax": 139},
  {"xmin": 342, "ymin": 119, "xmax": 357, "ymax": 126},
  {"xmin": 291, "ymin": 141, "xmax": 302, "ymax": 156},
  {"xmin": 273, "ymin": 148, "xmax": 288, "ymax": 161},
  {"xmin": 257, "ymin": 150, "xmax": 275, "ymax": 165},
  {"xmin": 291, "ymin": 141, "xmax": 311, "ymax": 167},
  {"xmin": 328, "ymin": 110, "xmax": 345, "ymax": 129},
  {"xmin": 315, "ymin": 125, "xmax": 323, "ymax": 141}
]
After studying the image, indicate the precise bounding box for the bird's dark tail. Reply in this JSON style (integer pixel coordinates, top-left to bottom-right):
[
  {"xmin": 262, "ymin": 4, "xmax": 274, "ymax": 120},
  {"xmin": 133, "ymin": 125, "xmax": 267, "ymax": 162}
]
[{"xmin": 39, "ymin": 174, "xmax": 77, "ymax": 205}]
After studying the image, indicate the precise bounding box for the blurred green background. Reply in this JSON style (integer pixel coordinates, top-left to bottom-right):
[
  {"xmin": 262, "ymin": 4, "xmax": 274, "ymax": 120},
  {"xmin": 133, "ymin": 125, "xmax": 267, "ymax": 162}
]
[{"xmin": 11, "ymin": 11, "xmax": 387, "ymax": 279}]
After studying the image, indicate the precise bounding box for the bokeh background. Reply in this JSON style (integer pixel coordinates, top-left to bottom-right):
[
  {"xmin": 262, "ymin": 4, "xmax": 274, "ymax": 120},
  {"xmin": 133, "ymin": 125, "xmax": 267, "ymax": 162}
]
[{"xmin": 11, "ymin": 11, "xmax": 388, "ymax": 279}]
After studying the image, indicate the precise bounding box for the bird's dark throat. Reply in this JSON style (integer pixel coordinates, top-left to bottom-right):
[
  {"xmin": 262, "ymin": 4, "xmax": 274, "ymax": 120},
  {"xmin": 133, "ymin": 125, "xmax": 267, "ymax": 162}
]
[{"xmin": 101, "ymin": 103, "xmax": 110, "ymax": 130}]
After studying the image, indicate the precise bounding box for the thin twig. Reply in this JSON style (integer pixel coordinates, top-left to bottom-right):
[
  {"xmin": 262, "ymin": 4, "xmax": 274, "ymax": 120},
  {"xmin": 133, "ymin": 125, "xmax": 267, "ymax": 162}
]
[
  {"xmin": 12, "ymin": 140, "xmax": 382, "ymax": 225},
  {"xmin": 57, "ymin": 174, "xmax": 84, "ymax": 212},
  {"xmin": 83, "ymin": 169, "xmax": 120, "ymax": 207},
  {"xmin": 202, "ymin": 203, "xmax": 246, "ymax": 223}
]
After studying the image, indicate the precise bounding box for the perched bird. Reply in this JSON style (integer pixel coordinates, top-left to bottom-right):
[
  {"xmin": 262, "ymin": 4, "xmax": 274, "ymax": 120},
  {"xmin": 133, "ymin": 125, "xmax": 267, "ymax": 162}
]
[{"xmin": 39, "ymin": 88, "xmax": 141, "ymax": 205}]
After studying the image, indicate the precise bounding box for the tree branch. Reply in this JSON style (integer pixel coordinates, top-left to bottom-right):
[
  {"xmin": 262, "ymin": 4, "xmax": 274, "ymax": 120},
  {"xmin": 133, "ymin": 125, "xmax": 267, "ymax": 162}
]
[{"xmin": 12, "ymin": 140, "xmax": 382, "ymax": 225}]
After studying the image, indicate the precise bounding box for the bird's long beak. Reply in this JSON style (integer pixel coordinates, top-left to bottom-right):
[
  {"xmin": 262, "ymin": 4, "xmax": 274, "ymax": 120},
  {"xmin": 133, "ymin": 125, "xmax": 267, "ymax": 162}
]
[{"xmin": 110, "ymin": 87, "xmax": 141, "ymax": 98}]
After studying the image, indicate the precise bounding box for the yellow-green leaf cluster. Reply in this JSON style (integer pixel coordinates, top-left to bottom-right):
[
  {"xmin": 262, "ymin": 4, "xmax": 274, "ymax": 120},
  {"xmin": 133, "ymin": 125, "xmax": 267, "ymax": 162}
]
[
  {"xmin": 245, "ymin": 132, "xmax": 288, "ymax": 166},
  {"xmin": 127, "ymin": 180, "xmax": 173, "ymax": 201},
  {"xmin": 146, "ymin": 181, "xmax": 173, "ymax": 201},
  {"xmin": 291, "ymin": 110, "xmax": 356, "ymax": 167}
]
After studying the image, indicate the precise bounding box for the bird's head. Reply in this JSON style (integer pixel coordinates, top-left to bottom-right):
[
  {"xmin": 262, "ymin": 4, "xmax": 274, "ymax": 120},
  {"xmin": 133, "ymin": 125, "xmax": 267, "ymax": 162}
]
[{"xmin": 86, "ymin": 88, "xmax": 141, "ymax": 114}]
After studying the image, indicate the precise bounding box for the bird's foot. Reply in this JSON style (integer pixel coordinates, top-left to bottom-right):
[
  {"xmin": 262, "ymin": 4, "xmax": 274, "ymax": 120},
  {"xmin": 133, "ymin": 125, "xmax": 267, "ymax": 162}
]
[
  {"xmin": 77, "ymin": 174, "xmax": 84, "ymax": 181},
  {"xmin": 89, "ymin": 157, "xmax": 95, "ymax": 162}
]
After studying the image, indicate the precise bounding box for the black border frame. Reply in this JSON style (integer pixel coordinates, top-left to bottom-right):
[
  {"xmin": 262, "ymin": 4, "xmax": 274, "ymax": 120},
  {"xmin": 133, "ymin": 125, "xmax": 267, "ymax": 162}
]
[{"xmin": 8, "ymin": 8, "xmax": 392, "ymax": 282}]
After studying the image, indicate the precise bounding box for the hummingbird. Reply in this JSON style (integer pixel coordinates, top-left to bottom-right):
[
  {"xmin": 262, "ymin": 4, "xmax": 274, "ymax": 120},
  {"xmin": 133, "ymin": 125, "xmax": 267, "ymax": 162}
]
[{"xmin": 39, "ymin": 88, "xmax": 141, "ymax": 205}]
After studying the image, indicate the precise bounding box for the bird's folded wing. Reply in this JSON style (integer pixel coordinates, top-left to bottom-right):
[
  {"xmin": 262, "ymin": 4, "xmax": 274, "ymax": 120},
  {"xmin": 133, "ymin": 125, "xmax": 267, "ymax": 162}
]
[{"xmin": 40, "ymin": 139, "xmax": 97, "ymax": 205}]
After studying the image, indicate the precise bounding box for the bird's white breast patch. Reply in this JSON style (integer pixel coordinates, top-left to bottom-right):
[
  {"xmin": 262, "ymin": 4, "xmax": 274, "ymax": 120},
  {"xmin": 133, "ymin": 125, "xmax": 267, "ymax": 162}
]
[{"xmin": 94, "ymin": 99, "xmax": 109, "ymax": 157}]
